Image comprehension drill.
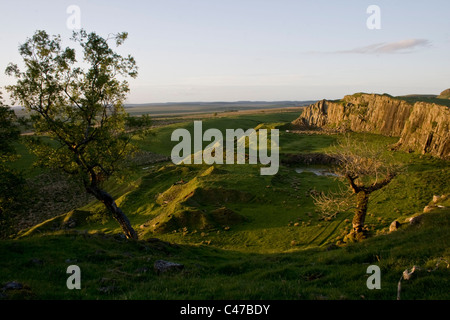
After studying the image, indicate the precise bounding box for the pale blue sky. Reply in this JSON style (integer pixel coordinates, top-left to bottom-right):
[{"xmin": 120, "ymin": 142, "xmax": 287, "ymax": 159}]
[{"xmin": 1, "ymin": 0, "xmax": 449, "ymax": 103}]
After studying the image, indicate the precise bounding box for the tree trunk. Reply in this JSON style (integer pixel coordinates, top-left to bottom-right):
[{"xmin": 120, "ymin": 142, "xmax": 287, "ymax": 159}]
[
  {"xmin": 344, "ymin": 190, "xmax": 370, "ymax": 242},
  {"xmin": 87, "ymin": 186, "xmax": 138, "ymax": 240},
  {"xmin": 352, "ymin": 190, "xmax": 369, "ymax": 234}
]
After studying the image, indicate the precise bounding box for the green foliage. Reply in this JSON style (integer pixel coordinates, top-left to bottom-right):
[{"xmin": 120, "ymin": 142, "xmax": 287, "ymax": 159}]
[
  {"xmin": 5, "ymin": 29, "xmax": 140, "ymax": 188},
  {"xmin": 0, "ymin": 102, "xmax": 20, "ymax": 157}
]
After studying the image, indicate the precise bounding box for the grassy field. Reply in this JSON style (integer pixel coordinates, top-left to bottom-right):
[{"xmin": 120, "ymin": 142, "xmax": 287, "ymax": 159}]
[{"xmin": 1, "ymin": 109, "xmax": 449, "ymax": 300}]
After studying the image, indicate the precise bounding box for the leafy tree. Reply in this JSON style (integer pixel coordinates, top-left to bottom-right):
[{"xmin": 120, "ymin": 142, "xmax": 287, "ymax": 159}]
[
  {"xmin": 313, "ymin": 137, "xmax": 400, "ymax": 241},
  {"xmin": 6, "ymin": 30, "xmax": 147, "ymax": 239}
]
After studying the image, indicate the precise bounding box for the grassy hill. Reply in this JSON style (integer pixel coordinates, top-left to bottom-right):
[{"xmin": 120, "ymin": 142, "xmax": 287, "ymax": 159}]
[{"xmin": 1, "ymin": 110, "xmax": 449, "ymax": 300}]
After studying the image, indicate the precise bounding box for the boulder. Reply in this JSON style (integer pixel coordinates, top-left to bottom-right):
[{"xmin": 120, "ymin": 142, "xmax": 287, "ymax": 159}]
[
  {"xmin": 389, "ymin": 220, "xmax": 401, "ymax": 232},
  {"xmin": 408, "ymin": 215, "xmax": 423, "ymax": 225},
  {"xmin": 432, "ymin": 195, "xmax": 441, "ymax": 203}
]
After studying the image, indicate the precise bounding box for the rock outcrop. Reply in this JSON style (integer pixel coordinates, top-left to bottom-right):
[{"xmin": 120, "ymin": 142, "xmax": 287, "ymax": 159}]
[
  {"xmin": 292, "ymin": 93, "xmax": 450, "ymax": 159},
  {"xmin": 438, "ymin": 88, "xmax": 450, "ymax": 99}
]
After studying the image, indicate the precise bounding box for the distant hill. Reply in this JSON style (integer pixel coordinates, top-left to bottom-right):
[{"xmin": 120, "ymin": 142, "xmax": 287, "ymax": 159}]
[{"xmin": 123, "ymin": 100, "xmax": 316, "ymax": 116}]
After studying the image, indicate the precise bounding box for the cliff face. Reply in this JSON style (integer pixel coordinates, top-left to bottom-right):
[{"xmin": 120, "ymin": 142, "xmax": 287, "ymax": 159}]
[
  {"xmin": 438, "ymin": 88, "xmax": 450, "ymax": 99},
  {"xmin": 292, "ymin": 93, "xmax": 450, "ymax": 159}
]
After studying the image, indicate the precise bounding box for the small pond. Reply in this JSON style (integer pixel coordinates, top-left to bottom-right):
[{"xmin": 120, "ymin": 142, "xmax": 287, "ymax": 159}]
[{"xmin": 294, "ymin": 167, "xmax": 339, "ymax": 177}]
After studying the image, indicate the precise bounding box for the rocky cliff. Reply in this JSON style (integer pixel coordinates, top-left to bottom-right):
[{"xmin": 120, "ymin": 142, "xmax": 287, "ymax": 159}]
[
  {"xmin": 438, "ymin": 88, "xmax": 450, "ymax": 99},
  {"xmin": 292, "ymin": 93, "xmax": 450, "ymax": 159}
]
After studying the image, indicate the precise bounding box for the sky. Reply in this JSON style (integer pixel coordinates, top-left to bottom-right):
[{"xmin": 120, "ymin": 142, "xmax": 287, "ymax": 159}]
[{"xmin": 0, "ymin": 0, "xmax": 449, "ymax": 104}]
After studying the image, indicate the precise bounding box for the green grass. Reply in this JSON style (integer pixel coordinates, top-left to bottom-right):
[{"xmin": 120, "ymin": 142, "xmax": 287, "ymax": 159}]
[
  {"xmin": 136, "ymin": 111, "xmax": 300, "ymax": 156},
  {"xmin": 8, "ymin": 137, "xmax": 59, "ymax": 178},
  {"xmin": 395, "ymin": 95, "xmax": 450, "ymax": 108},
  {"xmin": 1, "ymin": 110, "xmax": 449, "ymax": 300},
  {"xmin": 1, "ymin": 208, "xmax": 448, "ymax": 300}
]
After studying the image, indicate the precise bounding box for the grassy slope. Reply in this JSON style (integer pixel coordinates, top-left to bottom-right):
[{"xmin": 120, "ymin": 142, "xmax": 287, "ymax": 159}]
[
  {"xmin": 1, "ymin": 208, "xmax": 449, "ymax": 300},
  {"xmin": 1, "ymin": 110, "xmax": 449, "ymax": 300}
]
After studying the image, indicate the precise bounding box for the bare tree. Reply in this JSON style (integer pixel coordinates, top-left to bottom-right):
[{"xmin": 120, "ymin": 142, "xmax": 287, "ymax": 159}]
[{"xmin": 313, "ymin": 136, "xmax": 401, "ymax": 241}]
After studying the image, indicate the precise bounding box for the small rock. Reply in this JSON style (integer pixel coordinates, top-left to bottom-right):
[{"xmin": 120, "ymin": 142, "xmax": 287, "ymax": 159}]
[
  {"xmin": 423, "ymin": 205, "xmax": 435, "ymax": 213},
  {"xmin": 408, "ymin": 215, "xmax": 423, "ymax": 225},
  {"xmin": 389, "ymin": 220, "xmax": 401, "ymax": 232},
  {"xmin": 432, "ymin": 195, "xmax": 441, "ymax": 203},
  {"xmin": 154, "ymin": 260, "xmax": 184, "ymax": 274},
  {"xmin": 3, "ymin": 281, "xmax": 23, "ymax": 290}
]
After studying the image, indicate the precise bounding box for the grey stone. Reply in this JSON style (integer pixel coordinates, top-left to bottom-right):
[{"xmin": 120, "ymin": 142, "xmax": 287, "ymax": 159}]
[
  {"xmin": 408, "ymin": 215, "xmax": 423, "ymax": 225},
  {"xmin": 3, "ymin": 281, "xmax": 23, "ymax": 290},
  {"xmin": 154, "ymin": 260, "xmax": 184, "ymax": 274}
]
